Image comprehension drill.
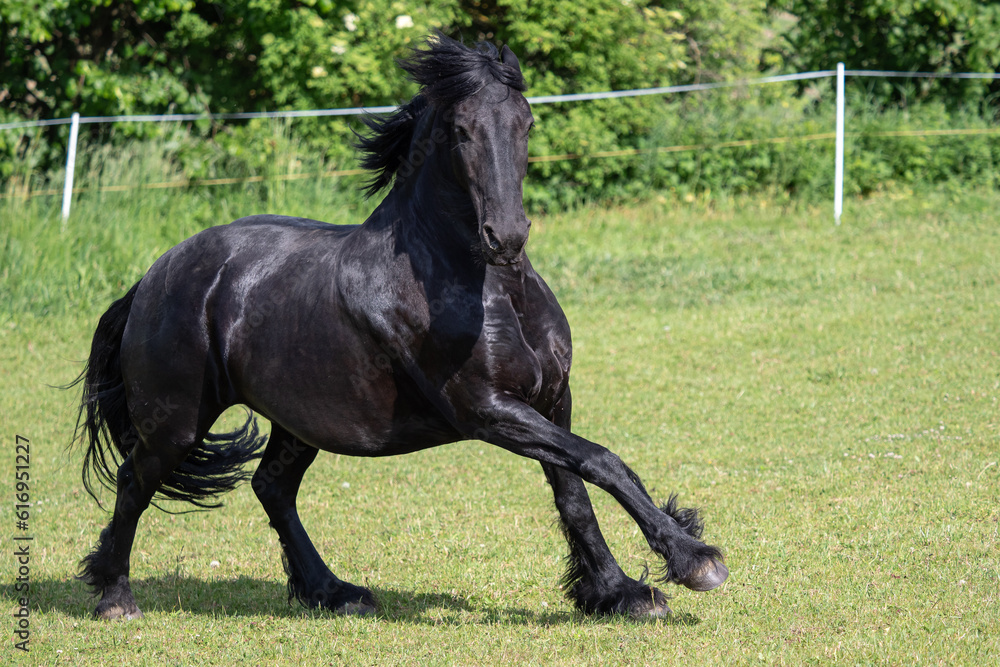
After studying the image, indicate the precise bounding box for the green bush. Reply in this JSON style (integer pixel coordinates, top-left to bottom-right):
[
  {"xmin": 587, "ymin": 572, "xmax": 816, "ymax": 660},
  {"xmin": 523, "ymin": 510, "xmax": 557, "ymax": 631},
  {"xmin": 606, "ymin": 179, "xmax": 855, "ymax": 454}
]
[
  {"xmin": 2, "ymin": 1, "xmax": 998, "ymax": 207},
  {"xmin": 771, "ymin": 0, "xmax": 1000, "ymax": 108}
]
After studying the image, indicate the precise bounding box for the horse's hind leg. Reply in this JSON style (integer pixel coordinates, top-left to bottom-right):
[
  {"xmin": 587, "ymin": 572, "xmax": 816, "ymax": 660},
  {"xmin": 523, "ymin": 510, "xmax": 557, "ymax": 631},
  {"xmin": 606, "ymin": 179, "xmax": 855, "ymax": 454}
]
[
  {"xmin": 81, "ymin": 431, "xmax": 204, "ymax": 620},
  {"xmin": 252, "ymin": 424, "xmax": 375, "ymax": 615}
]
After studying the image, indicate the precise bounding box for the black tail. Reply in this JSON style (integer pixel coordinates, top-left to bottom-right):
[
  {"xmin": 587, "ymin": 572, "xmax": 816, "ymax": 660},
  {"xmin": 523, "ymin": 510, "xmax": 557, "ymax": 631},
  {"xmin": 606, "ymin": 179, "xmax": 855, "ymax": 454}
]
[{"xmin": 72, "ymin": 280, "xmax": 265, "ymax": 510}]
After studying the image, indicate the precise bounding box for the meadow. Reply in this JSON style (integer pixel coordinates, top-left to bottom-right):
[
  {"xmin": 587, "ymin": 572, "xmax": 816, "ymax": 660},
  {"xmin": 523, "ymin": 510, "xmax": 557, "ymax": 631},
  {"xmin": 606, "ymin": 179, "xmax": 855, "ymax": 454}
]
[{"xmin": 2, "ymin": 179, "xmax": 998, "ymax": 664}]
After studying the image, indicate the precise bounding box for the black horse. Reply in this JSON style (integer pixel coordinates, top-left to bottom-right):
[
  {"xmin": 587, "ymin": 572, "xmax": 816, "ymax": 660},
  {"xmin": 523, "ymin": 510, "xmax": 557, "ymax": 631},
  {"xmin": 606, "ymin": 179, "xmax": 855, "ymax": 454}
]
[{"xmin": 75, "ymin": 35, "xmax": 727, "ymax": 621}]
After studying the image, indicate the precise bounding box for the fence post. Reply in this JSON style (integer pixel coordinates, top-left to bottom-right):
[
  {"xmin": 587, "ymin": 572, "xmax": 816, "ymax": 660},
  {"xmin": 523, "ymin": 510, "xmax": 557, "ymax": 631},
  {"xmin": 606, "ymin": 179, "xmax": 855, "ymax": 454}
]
[
  {"xmin": 834, "ymin": 63, "xmax": 845, "ymax": 225},
  {"xmin": 61, "ymin": 112, "xmax": 80, "ymax": 227}
]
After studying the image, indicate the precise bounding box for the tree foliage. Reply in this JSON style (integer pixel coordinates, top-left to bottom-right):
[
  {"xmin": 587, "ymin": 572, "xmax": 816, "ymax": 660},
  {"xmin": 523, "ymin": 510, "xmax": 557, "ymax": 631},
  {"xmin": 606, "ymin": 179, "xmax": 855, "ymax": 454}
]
[
  {"xmin": 770, "ymin": 0, "xmax": 1000, "ymax": 105},
  {"xmin": 1, "ymin": 0, "xmax": 447, "ymax": 120},
  {"xmin": 2, "ymin": 1, "xmax": 998, "ymax": 201},
  {"xmin": 1, "ymin": 0, "xmax": 754, "ymax": 122}
]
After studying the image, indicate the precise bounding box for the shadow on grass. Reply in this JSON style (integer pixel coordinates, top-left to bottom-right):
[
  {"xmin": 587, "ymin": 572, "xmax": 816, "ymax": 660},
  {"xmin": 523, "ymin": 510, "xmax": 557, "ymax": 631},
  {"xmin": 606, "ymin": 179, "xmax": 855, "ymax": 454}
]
[{"xmin": 7, "ymin": 577, "xmax": 701, "ymax": 628}]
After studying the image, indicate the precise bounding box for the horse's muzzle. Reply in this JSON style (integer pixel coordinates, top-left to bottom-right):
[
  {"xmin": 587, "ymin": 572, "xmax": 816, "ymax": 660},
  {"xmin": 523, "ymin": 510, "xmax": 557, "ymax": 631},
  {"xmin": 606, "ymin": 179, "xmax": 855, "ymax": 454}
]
[{"xmin": 480, "ymin": 221, "xmax": 528, "ymax": 265}]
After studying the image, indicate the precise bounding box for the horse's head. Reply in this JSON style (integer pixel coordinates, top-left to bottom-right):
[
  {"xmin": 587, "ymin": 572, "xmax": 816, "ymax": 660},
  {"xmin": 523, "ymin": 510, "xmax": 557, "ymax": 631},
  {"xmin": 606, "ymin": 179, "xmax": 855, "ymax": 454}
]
[
  {"xmin": 358, "ymin": 36, "xmax": 534, "ymax": 266},
  {"xmin": 446, "ymin": 46, "xmax": 533, "ymax": 266}
]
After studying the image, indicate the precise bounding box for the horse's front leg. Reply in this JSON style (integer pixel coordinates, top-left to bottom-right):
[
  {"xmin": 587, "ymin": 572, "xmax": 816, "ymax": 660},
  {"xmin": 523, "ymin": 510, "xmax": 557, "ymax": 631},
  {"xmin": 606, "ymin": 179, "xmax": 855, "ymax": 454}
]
[
  {"xmin": 478, "ymin": 399, "xmax": 728, "ymax": 596},
  {"xmin": 543, "ymin": 462, "xmax": 676, "ymax": 617},
  {"xmin": 541, "ymin": 389, "xmax": 671, "ymax": 617}
]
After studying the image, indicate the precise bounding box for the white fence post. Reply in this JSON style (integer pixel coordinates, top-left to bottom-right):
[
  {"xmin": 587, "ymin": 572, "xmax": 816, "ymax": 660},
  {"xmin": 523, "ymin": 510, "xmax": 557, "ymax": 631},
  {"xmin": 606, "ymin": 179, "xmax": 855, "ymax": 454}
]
[
  {"xmin": 61, "ymin": 112, "xmax": 80, "ymax": 227},
  {"xmin": 834, "ymin": 63, "xmax": 845, "ymax": 225}
]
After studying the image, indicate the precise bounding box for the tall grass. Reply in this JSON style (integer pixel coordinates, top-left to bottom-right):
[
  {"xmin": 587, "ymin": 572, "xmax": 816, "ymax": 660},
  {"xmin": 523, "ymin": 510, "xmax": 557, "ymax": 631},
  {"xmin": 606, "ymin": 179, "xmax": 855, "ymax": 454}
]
[{"xmin": 1, "ymin": 127, "xmax": 372, "ymax": 317}]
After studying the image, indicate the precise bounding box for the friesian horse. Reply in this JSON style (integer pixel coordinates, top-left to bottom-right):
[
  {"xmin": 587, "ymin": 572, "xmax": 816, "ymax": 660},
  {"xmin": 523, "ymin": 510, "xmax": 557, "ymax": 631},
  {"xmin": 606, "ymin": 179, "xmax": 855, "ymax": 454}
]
[{"xmin": 75, "ymin": 34, "xmax": 727, "ymax": 620}]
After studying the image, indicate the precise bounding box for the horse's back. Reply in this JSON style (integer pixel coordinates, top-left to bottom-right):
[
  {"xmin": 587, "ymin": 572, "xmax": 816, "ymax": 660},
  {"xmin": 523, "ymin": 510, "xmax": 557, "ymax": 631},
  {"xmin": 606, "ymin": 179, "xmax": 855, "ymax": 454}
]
[
  {"xmin": 146, "ymin": 214, "xmax": 357, "ymax": 287},
  {"xmin": 229, "ymin": 214, "xmax": 355, "ymax": 235}
]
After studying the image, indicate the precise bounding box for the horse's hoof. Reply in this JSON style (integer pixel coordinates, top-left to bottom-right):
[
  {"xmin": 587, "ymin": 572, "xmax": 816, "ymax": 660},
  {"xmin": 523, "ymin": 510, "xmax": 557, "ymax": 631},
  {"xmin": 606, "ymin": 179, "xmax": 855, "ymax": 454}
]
[
  {"xmin": 93, "ymin": 581, "xmax": 144, "ymax": 621},
  {"xmin": 626, "ymin": 585, "xmax": 671, "ymax": 619},
  {"xmin": 94, "ymin": 601, "xmax": 144, "ymax": 621},
  {"xmin": 336, "ymin": 600, "xmax": 376, "ymax": 616},
  {"xmin": 637, "ymin": 597, "xmax": 671, "ymax": 619},
  {"xmin": 681, "ymin": 558, "xmax": 729, "ymax": 592}
]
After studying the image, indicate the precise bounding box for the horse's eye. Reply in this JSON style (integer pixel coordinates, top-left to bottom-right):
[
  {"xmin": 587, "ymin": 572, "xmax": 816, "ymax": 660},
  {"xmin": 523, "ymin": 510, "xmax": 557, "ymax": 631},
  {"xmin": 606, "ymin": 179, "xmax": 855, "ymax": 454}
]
[{"xmin": 456, "ymin": 126, "xmax": 471, "ymax": 143}]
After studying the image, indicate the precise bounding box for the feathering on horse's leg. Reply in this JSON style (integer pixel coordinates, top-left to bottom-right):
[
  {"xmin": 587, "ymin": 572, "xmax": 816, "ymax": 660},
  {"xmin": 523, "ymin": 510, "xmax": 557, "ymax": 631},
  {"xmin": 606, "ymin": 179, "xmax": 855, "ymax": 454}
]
[
  {"xmin": 543, "ymin": 462, "xmax": 673, "ymax": 617},
  {"xmin": 540, "ymin": 390, "xmax": 671, "ymax": 617},
  {"xmin": 481, "ymin": 400, "xmax": 728, "ymax": 597},
  {"xmin": 82, "ymin": 429, "xmax": 207, "ymax": 620}
]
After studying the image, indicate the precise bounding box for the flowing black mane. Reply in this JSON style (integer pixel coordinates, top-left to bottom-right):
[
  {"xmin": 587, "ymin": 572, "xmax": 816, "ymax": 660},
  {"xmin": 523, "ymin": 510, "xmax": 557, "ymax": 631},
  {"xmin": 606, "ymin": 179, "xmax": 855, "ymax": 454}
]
[
  {"xmin": 356, "ymin": 34, "xmax": 526, "ymax": 198},
  {"xmin": 400, "ymin": 33, "xmax": 526, "ymax": 106}
]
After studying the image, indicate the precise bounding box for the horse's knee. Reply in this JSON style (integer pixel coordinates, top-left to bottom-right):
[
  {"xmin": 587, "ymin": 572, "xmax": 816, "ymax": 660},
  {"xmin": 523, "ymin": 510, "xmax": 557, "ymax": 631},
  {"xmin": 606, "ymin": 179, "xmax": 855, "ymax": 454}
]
[{"xmin": 578, "ymin": 449, "xmax": 637, "ymax": 491}]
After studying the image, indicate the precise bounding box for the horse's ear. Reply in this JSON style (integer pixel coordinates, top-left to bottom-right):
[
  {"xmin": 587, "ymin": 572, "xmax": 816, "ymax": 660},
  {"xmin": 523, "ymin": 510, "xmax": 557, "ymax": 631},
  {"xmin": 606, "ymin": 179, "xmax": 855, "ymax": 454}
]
[{"xmin": 500, "ymin": 44, "xmax": 521, "ymax": 73}]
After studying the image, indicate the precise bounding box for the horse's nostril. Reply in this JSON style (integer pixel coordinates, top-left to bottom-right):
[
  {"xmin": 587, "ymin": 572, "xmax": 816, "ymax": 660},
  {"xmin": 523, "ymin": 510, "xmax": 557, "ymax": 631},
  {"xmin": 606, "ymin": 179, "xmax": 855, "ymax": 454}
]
[{"xmin": 484, "ymin": 226, "xmax": 502, "ymax": 252}]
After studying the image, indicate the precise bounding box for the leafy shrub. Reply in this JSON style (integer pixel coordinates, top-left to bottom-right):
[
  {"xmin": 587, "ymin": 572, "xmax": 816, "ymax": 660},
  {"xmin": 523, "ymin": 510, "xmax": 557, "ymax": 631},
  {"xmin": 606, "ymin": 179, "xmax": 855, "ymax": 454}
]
[
  {"xmin": 2, "ymin": 1, "xmax": 998, "ymax": 207},
  {"xmin": 771, "ymin": 0, "xmax": 1000, "ymax": 107}
]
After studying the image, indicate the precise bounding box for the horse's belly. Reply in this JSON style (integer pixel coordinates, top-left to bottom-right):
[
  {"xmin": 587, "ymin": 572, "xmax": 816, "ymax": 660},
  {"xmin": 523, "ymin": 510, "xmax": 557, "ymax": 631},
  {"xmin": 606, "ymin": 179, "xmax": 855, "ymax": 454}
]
[
  {"xmin": 245, "ymin": 373, "xmax": 459, "ymax": 456},
  {"xmin": 230, "ymin": 312, "xmax": 461, "ymax": 455}
]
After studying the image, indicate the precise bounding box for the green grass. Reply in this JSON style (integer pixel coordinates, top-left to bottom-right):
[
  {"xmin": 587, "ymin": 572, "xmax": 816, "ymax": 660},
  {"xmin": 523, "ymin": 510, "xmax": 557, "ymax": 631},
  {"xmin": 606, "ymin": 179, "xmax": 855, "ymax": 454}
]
[{"xmin": 2, "ymin": 185, "xmax": 999, "ymax": 664}]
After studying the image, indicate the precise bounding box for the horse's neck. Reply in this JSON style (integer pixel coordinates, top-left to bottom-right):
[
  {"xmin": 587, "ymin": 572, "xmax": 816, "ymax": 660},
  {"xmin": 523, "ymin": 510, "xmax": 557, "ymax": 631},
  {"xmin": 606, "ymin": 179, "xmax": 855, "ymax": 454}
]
[{"xmin": 390, "ymin": 148, "xmax": 478, "ymax": 263}]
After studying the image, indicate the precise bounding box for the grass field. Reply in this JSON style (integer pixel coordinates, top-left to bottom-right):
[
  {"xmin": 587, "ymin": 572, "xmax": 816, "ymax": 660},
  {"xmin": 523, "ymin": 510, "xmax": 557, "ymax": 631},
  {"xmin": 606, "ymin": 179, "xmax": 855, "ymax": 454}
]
[{"xmin": 2, "ymin": 184, "xmax": 999, "ymax": 664}]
